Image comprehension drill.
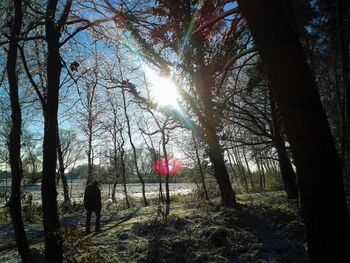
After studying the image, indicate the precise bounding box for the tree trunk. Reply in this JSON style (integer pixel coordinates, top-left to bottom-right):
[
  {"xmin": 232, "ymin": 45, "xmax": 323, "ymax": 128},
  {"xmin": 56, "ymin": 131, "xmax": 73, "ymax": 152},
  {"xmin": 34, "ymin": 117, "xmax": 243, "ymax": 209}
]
[
  {"xmin": 42, "ymin": 80, "xmax": 62, "ymax": 263},
  {"xmin": 158, "ymin": 174, "xmax": 164, "ymax": 204},
  {"xmin": 153, "ymin": 150, "xmax": 164, "ymax": 204},
  {"xmin": 111, "ymin": 182, "xmax": 117, "ymax": 203},
  {"xmin": 5, "ymin": 176, "xmax": 8, "ymax": 203},
  {"xmin": 111, "ymin": 129, "xmax": 118, "ymax": 203},
  {"xmin": 192, "ymin": 132, "xmax": 210, "ymax": 201},
  {"xmin": 117, "ymin": 128, "xmax": 130, "ymax": 208},
  {"xmin": 256, "ymin": 158, "xmax": 264, "ymax": 190},
  {"xmin": 336, "ymin": 0, "xmax": 350, "ymax": 195},
  {"xmin": 226, "ymin": 148, "xmax": 239, "ymax": 183},
  {"xmin": 242, "ymin": 146, "xmax": 255, "ymax": 190},
  {"xmin": 161, "ymin": 130, "xmax": 171, "ymax": 216},
  {"xmin": 31, "ymin": 159, "xmax": 37, "ymax": 185},
  {"xmin": 270, "ymin": 89, "xmax": 298, "ymax": 199},
  {"xmin": 233, "ymin": 146, "xmax": 249, "ymax": 191},
  {"xmin": 195, "ymin": 68, "xmax": 237, "ymax": 207},
  {"xmin": 42, "ymin": 2, "xmax": 63, "ymax": 260},
  {"xmin": 7, "ymin": 0, "xmax": 31, "ymax": 261},
  {"xmin": 205, "ymin": 126, "xmax": 236, "ymax": 207},
  {"xmin": 120, "ymin": 149, "xmax": 130, "ymax": 208},
  {"xmin": 237, "ymin": 0, "xmax": 350, "ymax": 261},
  {"xmin": 57, "ymin": 128, "xmax": 70, "ymax": 208},
  {"xmin": 121, "ymin": 87, "xmax": 148, "ymax": 206},
  {"xmin": 261, "ymin": 157, "xmax": 266, "ymax": 188},
  {"xmin": 87, "ymin": 119, "xmax": 93, "ymax": 184}
]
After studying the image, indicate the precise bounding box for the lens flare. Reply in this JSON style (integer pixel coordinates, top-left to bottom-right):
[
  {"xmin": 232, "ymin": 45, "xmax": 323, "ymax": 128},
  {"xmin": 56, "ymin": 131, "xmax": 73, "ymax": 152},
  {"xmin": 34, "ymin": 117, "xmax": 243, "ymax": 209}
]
[{"xmin": 152, "ymin": 157, "xmax": 183, "ymax": 176}]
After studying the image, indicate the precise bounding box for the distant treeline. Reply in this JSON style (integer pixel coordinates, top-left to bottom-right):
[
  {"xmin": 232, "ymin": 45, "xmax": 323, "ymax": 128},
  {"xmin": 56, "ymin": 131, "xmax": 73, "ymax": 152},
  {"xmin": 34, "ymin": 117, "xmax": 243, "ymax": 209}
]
[{"xmin": 1, "ymin": 163, "xmax": 283, "ymax": 190}]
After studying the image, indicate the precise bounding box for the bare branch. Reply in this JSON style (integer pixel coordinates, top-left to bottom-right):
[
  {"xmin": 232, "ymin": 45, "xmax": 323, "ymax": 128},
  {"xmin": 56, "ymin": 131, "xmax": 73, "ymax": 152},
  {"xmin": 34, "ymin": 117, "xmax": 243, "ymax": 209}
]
[{"xmin": 193, "ymin": 8, "xmax": 240, "ymax": 34}]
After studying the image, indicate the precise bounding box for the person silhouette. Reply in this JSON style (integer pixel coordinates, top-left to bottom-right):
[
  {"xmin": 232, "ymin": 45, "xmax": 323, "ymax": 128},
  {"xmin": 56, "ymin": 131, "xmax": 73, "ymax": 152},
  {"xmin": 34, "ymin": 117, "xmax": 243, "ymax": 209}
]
[{"xmin": 83, "ymin": 180, "xmax": 101, "ymax": 234}]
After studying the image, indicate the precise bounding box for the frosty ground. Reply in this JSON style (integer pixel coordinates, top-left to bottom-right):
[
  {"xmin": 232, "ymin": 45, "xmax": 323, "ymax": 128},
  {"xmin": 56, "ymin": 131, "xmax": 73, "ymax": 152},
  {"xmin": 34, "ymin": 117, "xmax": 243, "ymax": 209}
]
[{"xmin": 0, "ymin": 192, "xmax": 308, "ymax": 263}]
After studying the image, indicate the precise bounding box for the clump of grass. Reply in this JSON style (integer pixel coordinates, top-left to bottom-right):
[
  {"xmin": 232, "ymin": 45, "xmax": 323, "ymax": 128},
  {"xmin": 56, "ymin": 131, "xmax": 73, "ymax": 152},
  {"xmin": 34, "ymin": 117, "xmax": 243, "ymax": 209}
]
[
  {"xmin": 0, "ymin": 206, "xmax": 10, "ymax": 224},
  {"xmin": 0, "ymin": 193, "xmax": 42, "ymax": 223},
  {"xmin": 61, "ymin": 226, "xmax": 112, "ymax": 263},
  {"xmin": 21, "ymin": 193, "xmax": 42, "ymax": 223}
]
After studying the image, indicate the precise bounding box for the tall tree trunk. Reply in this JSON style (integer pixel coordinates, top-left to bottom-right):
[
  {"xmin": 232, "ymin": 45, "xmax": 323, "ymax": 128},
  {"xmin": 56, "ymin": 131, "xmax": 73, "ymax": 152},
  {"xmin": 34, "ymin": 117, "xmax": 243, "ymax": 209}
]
[
  {"xmin": 111, "ymin": 181, "xmax": 117, "ymax": 203},
  {"xmin": 195, "ymin": 71, "xmax": 237, "ymax": 207},
  {"xmin": 5, "ymin": 175, "xmax": 9, "ymax": 204},
  {"xmin": 192, "ymin": 132, "xmax": 210, "ymax": 201},
  {"xmin": 121, "ymin": 87, "xmax": 148, "ymax": 206},
  {"xmin": 237, "ymin": 0, "xmax": 350, "ymax": 261},
  {"xmin": 261, "ymin": 156, "xmax": 266, "ymax": 188},
  {"xmin": 270, "ymin": 89, "xmax": 298, "ymax": 199},
  {"xmin": 158, "ymin": 174, "xmax": 164, "ymax": 204},
  {"xmin": 56, "ymin": 128, "xmax": 70, "ymax": 208},
  {"xmin": 7, "ymin": 0, "xmax": 31, "ymax": 261},
  {"xmin": 111, "ymin": 126, "xmax": 118, "ymax": 203},
  {"xmin": 205, "ymin": 127, "xmax": 236, "ymax": 207},
  {"xmin": 256, "ymin": 158, "xmax": 264, "ymax": 190},
  {"xmin": 161, "ymin": 130, "xmax": 170, "ymax": 216},
  {"xmin": 270, "ymin": 158, "xmax": 279, "ymax": 174},
  {"xmin": 226, "ymin": 148, "xmax": 238, "ymax": 183},
  {"xmin": 87, "ymin": 118, "xmax": 93, "ymax": 184},
  {"xmin": 336, "ymin": 0, "xmax": 350, "ymax": 195},
  {"xmin": 120, "ymin": 148, "xmax": 130, "ymax": 208},
  {"xmin": 153, "ymin": 148, "xmax": 164, "ymax": 205},
  {"xmin": 117, "ymin": 128, "xmax": 130, "ymax": 208},
  {"xmin": 233, "ymin": 146, "xmax": 249, "ymax": 191},
  {"xmin": 242, "ymin": 146, "xmax": 255, "ymax": 190},
  {"xmin": 42, "ymin": 1, "xmax": 65, "ymax": 260},
  {"xmin": 30, "ymin": 159, "xmax": 37, "ymax": 185}
]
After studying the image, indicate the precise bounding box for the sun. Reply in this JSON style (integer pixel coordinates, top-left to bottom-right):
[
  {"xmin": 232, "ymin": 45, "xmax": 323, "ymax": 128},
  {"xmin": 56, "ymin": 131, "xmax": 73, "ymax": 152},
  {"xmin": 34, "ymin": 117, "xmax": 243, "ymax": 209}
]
[{"xmin": 144, "ymin": 66, "xmax": 180, "ymax": 107}]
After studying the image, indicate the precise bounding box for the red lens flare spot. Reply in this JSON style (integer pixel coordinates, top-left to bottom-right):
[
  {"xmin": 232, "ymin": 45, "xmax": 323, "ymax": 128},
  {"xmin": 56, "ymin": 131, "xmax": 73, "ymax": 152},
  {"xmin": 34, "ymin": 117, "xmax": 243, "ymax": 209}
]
[{"xmin": 152, "ymin": 157, "xmax": 183, "ymax": 176}]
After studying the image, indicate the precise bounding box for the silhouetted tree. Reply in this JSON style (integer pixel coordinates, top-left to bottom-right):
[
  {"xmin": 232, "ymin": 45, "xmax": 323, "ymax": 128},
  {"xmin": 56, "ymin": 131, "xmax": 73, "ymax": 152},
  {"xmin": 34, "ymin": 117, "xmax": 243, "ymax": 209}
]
[
  {"xmin": 6, "ymin": 0, "xmax": 31, "ymax": 261},
  {"xmin": 237, "ymin": 0, "xmax": 350, "ymax": 261}
]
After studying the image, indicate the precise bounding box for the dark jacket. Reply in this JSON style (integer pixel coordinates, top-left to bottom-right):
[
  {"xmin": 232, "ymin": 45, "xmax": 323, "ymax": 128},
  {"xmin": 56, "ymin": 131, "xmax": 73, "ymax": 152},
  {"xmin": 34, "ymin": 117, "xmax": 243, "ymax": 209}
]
[{"xmin": 84, "ymin": 181, "xmax": 101, "ymax": 211}]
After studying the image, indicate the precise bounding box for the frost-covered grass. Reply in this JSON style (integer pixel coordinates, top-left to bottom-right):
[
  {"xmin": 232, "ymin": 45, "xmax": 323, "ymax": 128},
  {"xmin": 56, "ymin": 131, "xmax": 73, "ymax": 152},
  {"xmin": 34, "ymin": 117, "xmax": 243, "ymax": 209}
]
[
  {"xmin": 61, "ymin": 192, "xmax": 308, "ymax": 263},
  {"xmin": 0, "ymin": 192, "xmax": 309, "ymax": 263}
]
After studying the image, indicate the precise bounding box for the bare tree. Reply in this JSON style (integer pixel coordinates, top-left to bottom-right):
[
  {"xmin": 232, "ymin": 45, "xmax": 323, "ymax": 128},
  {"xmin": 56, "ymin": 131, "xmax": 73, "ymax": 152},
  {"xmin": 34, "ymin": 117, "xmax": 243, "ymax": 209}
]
[
  {"xmin": 76, "ymin": 54, "xmax": 105, "ymax": 185},
  {"xmin": 103, "ymin": 90, "xmax": 130, "ymax": 207},
  {"xmin": 22, "ymin": 131, "xmax": 41, "ymax": 185},
  {"xmin": 140, "ymin": 128, "xmax": 164, "ymax": 205},
  {"xmin": 56, "ymin": 128, "xmax": 77, "ymax": 210},
  {"xmin": 121, "ymin": 83, "xmax": 148, "ymax": 206}
]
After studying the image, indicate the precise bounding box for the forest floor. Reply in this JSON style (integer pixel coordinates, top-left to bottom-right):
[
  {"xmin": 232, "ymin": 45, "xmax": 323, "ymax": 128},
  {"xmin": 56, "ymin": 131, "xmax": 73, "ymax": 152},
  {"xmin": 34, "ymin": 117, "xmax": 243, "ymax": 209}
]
[{"xmin": 0, "ymin": 192, "xmax": 309, "ymax": 263}]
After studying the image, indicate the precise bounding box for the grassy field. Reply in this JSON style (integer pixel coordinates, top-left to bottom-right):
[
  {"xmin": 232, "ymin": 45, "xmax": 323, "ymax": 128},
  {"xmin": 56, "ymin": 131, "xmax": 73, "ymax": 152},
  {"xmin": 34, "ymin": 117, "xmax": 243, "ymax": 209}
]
[{"xmin": 1, "ymin": 191, "xmax": 309, "ymax": 263}]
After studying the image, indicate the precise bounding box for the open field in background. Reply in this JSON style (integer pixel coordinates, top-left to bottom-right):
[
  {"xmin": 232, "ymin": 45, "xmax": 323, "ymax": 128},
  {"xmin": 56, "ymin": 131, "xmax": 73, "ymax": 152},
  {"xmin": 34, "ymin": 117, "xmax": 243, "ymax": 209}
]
[{"xmin": 0, "ymin": 180, "xmax": 197, "ymax": 204}]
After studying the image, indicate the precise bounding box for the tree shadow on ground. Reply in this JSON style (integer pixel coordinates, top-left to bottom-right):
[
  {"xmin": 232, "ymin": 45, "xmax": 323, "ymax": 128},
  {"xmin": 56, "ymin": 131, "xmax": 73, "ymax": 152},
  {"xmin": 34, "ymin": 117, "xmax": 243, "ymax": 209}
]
[{"xmin": 116, "ymin": 197, "xmax": 309, "ymax": 263}]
